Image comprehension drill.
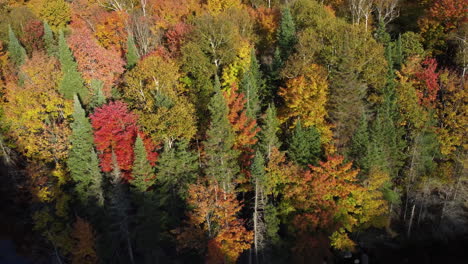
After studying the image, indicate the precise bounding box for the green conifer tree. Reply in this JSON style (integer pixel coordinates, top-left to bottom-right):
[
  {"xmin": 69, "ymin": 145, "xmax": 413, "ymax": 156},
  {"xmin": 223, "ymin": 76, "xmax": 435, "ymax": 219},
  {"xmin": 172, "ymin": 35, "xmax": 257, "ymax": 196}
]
[
  {"xmin": 288, "ymin": 120, "xmax": 321, "ymax": 167},
  {"xmin": 126, "ymin": 34, "xmax": 139, "ymax": 69},
  {"xmin": 58, "ymin": 31, "xmax": 88, "ymax": 101},
  {"xmin": 240, "ymin": 49, "xmax": 264, "ymax": 117},
  {"xmin": 348, "ymin": 113, "xmax": 371, "ymax": 172},
  {"xmin": 277, "ymin": 7, "xmax": 297, "ymax": 60},
  {"xmin": 43, "ymin": 21, "xmax": 57, "ymax": 57},
  {"xmin": 8, "ymin": 25, "xmax": 26, "ymax": 66},
  {"xmin": 157, "ymin": 140, "xmax": 198, "ymax": 199},
  {"xmin": 67, "ymin": 95, "xmax": 96, "ymax": 204},
  {"xmin": 259, "ymin": 104, "xmax": 281, "ymax": 159},
  {"xmin": 204, "ymin": 76, "xmax": 239, "ymax": 192},
  {"xmin": 88, "ymin": 79, "xmax": 106, "ymax": 109},
  {"xmin": 130, "ymin": 136, "xmax": 155, "ymax": 193}
]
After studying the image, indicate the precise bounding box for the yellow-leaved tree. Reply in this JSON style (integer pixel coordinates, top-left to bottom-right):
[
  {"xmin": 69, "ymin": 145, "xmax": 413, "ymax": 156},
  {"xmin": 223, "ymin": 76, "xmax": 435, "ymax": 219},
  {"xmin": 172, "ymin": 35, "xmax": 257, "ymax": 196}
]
[
  {"xmin": 278, "ymin": 63, "xmax": 332, "ymax": 143},
  {"xmin": 123, "ymin": 54, "xmax": 197, "ymax": 145},
  {"xmin": 3, "ymin": 52, "xmax": 72, "ymax": 162}
]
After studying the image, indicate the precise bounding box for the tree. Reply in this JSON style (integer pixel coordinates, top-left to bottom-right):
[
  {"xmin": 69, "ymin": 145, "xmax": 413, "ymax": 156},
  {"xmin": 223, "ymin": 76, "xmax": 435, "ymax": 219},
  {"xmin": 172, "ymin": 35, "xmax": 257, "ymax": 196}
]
[
  {"xmin": 21, "ymin": 19, "xmax": 44, "ymax": 55},
  {"xmin": 279, "ymin": 64, "xmax": 331, "ymax": 143},
  {"xmin": 130, "ymin": 135, "xmax": 155, "ymax": 193},
  {"xmin": 176, "ymin": 180, "xmax": 253, "ymax": 263},
  {"xmin": 43, "ymin": 21, "xmax": 57, "ymax": 56},
  {"xmin": 90, "ymin": 101, "xmax": 138, "ymax": 176},
  {"xmin": 240, "ymin": 49, "xmax": 264, "ymax": 117},
  {"xmin": 157, "ymin": 139, "xmax": 198, "ymax": 200},
  {"xmin": 94, "ymin": 11, "xmax": 127, "ymax": 52},
  {"xmin": 277, "ymin": 7, "xmax": 296, "ymax": 60},
  {"xmin": 68, "ymin": 95, "xmax": 102, "ymax": 205},
  {"xmin": 58, "ymin": 31, "xmax": 88, "ymax": 101},
  {"xmin": 348, "ymin": 114, "xmax": 370, "ymax": 172},
  {"xmin": 204, "ymin": 77, "xmax": 240, "ymax": 192},
  {"xmin": 39, "ymin": 0, "xmax": 71, "ymax": 31},
  {"xmin": 284, "ymin": 155, "xmax": 387, "ymax": 253},
  {"xmin": 71, "ymin": 217, "xmax": 98, "ymax": 264},
  {"xmin": 88, "ymin": 79, "xmax": 106, "ymax": 110},
  {"xmin": 126, "ymin": 34, "xmax": 139, "ymax": 69},
  {"xmin": 436, "ymin": 70, "xmax": 467, "ymax": 156},
  {"xmin": 8, "ymin": 25, "xmax": 26, "ymax": 66},
  {"xmin": 103, "ymin": 152, "xmax": 135, "ymax": 264},
  {"xmin": 123, "ymin": 54, "xmax": 197, "ymax": 145},
  {"xmin": 68, "ymin": 26, "xmax": 125, "ymax": 96},
  {"xmin": 288, "ymin": 120, "xmax": 321, "ymax": 167},
  {"xmin": 3, "ymin": 52, "xmax": 72, "ymax": 162},
  {"xmin": 250, "ymin": 151, "xmax": 267, "ymax": 261},
  {"xmin": 259, "ymin": 104, "xmax": 281, "ymax": 159}
]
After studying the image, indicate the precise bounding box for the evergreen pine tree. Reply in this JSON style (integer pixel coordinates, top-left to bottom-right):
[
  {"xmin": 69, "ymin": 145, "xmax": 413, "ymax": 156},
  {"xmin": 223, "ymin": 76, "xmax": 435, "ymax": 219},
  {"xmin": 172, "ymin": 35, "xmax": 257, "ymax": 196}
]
[
  {"xmin": 68, "ymin": 95, "xmax": 97, "ymax": 204},
  {"xmin": 89, "ymin": 79, "xmax": 106, "ymax": 110},
  {"xmin": 8, "ymin": 25, "xmax": 26, "ymax": 66},
  {"xmin": 43, "ymin": 21, "xmax": 57, "ymax": 57},
  {"xmin": 277, "ymin": 7, "xmax": 297, "ymax": 60},
  {"xmin": 89, "ymin": 148, "xmax": 104, "ymax": 207},
  {"xmin": 157, "ymin": 139, "xmax": 198, "ymax": 199},
  {"xmin": 240, "ymin": 48, "xmax": 264, "ymax": 117},
  {"xmin": 126, "ymin": 34, "xmax": 139, "ymax": 69},
  {"xmin": 130, "ymin": 136, "xmax": 155, "ymax": 193},
  {"xmin": 204, "ymin": 76, "xmax": 239, "ymax": 192},
  {"xmin": 348, "ymin": 113, "xmax": 371, "ymax": 172},
  {"xmin": 58, "ymin": 31, "xmax": 88, "ymax": 101},
  {"xmin": 103, "ymin": 152, "xmax": 135, "ymax": 264},
  {"xmin": 259, "ymin": 104, "xmax": 281, "ymax": 159},
  {"xmin": 288, "ymin": 120, "xmax": 321, "ymax": 167}
]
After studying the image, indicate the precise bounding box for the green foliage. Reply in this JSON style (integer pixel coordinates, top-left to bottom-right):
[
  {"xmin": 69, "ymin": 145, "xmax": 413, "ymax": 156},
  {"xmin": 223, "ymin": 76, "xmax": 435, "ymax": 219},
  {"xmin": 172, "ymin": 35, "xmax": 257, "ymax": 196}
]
[
  {"xmin": 88, "ymin": 79, "xmax": 106, "ymax": 110},
  {"xmin": 204, "ymin": 76, "xmax": 239, "ymax": 192},
  {"xmin": 259, "ymin": 104, "xmax": 281, "ymax": 159},
  {"xmin": 157, "ymin": 140, "xmax": 198, "ymax": 199},
  {"xmin": 288, "ymin": 120, "xmax": 321, "ymax": 167},
  {"xmin": 68, "ymin": 95, "xmax": 102, "ymax": 205},
  {"xmin": 58, "ymin": 31, "xmax": 88, "ymax": 101},
  {"xmin": 130, "ymin": 136, "xmax": 155, "ymax": 193},
  {"xmin": 8, "ymin": 25, "xmax": 26, "ymax": 66},
  {"xmin": 126, "ymin": 34, "xmax": 139, "ymax": 69},
  {"xmin": 348, "ymin": 114, "xmax": 371, "ymax": 172},
  {"xmin": 277, "ymin": 7, "xmax": 296, "ymax": 60},
  {"xmin": 240, "ymin": 49, "xmax": 264, "ymax": 117},
  {"xmin": 43, "ymin": 21, "xmax": 57, "ymax": 57}
]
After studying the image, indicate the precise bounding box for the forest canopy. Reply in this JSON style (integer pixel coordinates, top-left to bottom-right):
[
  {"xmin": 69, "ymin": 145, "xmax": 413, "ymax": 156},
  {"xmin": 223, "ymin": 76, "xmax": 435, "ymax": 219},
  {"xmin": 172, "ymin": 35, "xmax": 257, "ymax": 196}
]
[{"xmin": 0, "ymin": 0, "xmax": 466, "ymax": 263}]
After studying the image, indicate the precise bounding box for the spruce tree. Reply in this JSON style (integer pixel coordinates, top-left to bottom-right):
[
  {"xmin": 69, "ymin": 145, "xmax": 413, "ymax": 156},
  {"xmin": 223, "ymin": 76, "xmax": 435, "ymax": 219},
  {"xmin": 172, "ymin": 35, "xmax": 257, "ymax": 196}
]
[
  {"xmin": 68, "ymin": 95, "xmax": 96, "ymax": 204},
  {"xmin": 157, "ymin": 139, "xmax": 198, "ymax": 199},
  {"xmin": 8, "ymin": 25, "xmax": 26, "ymax": 66},
  {"xmin": 240, "ymin": 48, "xmax": 264, "ymax": 117},
  {"xmin": 348, "ymin": 113, "xmax": 371, "ymax": 172},
  {"xmin": 103, "ymin": 152, "xmax": 134, "ymax": 264},
  {"xmin": 204, "ymin": 76, "xmax": 239, "ymax": 192},
  {"xmin": 43, "ymin": 21, "xmax": 57, "ymax": 57},
  {"xmin": 58, "ymin": 31, "xmax": 88, "ymax": 101},
  {"xmin": 288, "ymin": 120, "xmax": 321, "ymax": 167},
  {"xmin": 89, "ymin": 148, "xmax": 104, "ymax": 207},
  {"xmin": 89, "ymin": 79, "xmax": 106, "ymax": 109},
  {"xmin": 277, "ymin": 7, "xmax": 297, "ymax": 60},
  {"xmin": 259, "ymin": 104, "xmax": 281, "ymax": 159},
  {"xmin": 130, "ymin": 136, "xmax": 155, "ymax": 193},
  {"xmin": 126, "ymin": 34, "xmax": 139, "ymax": 69}
]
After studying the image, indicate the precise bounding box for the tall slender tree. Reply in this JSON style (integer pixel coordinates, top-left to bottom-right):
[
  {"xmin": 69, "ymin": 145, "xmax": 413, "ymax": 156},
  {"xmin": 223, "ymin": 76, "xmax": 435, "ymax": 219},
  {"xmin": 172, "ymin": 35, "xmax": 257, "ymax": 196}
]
[
  {"xmin": 58, "ymin": 31, "xmax": 88, "ymax": 101},
  {"xmin": 204, "ymin": 76, "xmax": 239, "ymax": 192},
  {"xmin": 277, "ymin": 7, "xmax": 296, "ymax": 60},
  {"xmin": 8, "ymin": 25, "xmax": 26, "ymax": 66},
  {"xmin": 68, "ymin": 95, "xmax": 100, "ymax": 204},
  {"xmin": 126, "ymin": 34, "xmax": 139, "ymax": 69}
]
